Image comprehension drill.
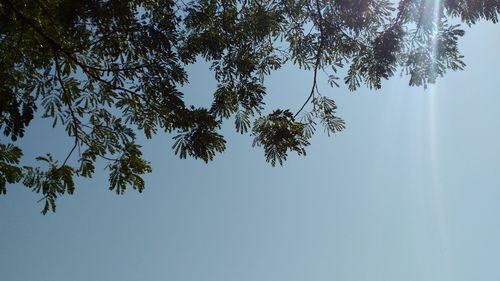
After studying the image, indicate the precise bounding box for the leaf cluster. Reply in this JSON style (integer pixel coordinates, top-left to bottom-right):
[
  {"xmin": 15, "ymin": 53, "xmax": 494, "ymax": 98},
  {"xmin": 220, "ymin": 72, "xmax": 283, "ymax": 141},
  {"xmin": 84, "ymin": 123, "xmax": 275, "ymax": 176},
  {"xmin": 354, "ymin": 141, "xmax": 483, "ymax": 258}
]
[{"xmin": 253, "ymin": 109, "xmax": 309, "ymax": 166}]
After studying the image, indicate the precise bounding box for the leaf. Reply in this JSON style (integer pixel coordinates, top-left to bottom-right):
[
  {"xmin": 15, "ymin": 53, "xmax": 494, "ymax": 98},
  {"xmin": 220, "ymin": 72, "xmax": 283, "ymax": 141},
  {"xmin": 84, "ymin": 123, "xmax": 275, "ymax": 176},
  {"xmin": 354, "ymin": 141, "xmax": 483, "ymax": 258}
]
[{"xmin": 235, "ymin": 109, "xmax": 251, "ymax": 134}]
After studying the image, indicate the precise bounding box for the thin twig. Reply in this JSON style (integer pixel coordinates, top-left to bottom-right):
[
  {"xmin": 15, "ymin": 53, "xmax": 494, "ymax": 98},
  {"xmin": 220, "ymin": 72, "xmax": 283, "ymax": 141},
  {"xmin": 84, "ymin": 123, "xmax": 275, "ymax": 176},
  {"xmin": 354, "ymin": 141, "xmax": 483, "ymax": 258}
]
[{"xmin": 53, "ymin": 53, "xmax": 79, "ymax": 167}]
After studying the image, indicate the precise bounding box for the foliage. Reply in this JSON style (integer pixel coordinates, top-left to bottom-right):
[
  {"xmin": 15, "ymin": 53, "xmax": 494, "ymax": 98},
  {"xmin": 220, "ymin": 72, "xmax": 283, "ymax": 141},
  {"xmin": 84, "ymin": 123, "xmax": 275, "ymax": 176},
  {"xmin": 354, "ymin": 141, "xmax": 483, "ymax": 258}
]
[
  {"xmin": 0, "ymin": 143, "xmax": 23, "ymax": 194},
  {"xmin": 253, "ymin": 109, "xmax": 309, "ymax": 166},
  {"xmin": 0, "ymin": 0, "xmax": 498, "ymax": 213}
]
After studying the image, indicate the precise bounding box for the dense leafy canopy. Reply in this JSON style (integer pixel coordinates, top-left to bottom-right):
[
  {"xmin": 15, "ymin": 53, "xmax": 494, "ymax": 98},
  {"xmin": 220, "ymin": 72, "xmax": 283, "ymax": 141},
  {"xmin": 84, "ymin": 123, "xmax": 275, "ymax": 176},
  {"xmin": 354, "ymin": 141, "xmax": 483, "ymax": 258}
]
[{"xmin": 1, "ymin": 0, "xmax": 498, "ymax": 213}]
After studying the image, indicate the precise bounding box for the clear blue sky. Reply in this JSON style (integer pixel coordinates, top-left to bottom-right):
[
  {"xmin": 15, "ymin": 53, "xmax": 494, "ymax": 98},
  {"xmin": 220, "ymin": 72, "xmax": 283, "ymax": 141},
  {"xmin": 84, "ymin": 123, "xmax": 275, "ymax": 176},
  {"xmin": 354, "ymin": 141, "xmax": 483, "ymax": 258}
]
[{"xmin": 1, "ymin": 20, "xmax": 500, "ymax": 281}]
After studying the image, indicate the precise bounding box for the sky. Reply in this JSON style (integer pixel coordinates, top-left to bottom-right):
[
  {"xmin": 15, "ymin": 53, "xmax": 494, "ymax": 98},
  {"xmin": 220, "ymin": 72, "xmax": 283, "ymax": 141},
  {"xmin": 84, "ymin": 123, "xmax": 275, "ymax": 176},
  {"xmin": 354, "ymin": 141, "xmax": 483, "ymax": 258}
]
[{"xmin": 2, "ymin": 16, "xmax": 500, "ymax": 281}]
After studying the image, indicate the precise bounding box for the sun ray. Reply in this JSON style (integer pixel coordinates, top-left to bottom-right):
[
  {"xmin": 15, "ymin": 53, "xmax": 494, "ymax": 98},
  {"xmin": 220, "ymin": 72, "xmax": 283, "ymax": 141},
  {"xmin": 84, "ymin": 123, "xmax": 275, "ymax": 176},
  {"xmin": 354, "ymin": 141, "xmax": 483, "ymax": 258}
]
[{"xmin": 425, "ymin": 0, "xmax": 454, "ymax": 278}]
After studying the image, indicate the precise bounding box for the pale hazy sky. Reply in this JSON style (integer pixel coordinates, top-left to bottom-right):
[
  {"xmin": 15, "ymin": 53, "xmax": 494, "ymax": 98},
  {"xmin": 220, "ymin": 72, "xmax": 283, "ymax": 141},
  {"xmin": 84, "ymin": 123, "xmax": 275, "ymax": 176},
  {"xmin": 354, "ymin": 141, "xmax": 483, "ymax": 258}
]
[{"xmin": 1, "ymin": 18, "xmax": 500, "ymax": 281}]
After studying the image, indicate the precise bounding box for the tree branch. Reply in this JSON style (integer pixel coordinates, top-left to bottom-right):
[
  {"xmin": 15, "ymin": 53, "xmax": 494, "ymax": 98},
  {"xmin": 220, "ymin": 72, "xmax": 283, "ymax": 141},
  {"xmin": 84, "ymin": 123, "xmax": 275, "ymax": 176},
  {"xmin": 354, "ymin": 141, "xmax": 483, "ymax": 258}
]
[
  {"xmin": 294, "ymin": 0, "xmax": 325, "ymax": 119},
  {"xmin": 6, "ymin": 0, "xmax": 175, "ymax": 129}
]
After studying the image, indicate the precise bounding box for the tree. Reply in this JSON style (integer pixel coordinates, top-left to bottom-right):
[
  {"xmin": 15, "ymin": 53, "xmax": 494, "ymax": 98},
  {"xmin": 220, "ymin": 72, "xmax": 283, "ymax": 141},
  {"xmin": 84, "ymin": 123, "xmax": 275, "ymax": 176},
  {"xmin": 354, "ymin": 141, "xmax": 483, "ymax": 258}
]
[{"xmin": 0, "ymin": 0, "xmax": 498, "ymax": 213}]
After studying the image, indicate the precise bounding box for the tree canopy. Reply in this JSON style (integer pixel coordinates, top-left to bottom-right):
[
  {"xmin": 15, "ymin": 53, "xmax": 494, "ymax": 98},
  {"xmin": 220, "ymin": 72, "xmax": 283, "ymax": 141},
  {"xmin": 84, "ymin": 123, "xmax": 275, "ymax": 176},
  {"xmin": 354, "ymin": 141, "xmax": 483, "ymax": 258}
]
[{"xmin": 1, "ymin": 0, "xmax": 499, "ymax": 213}]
